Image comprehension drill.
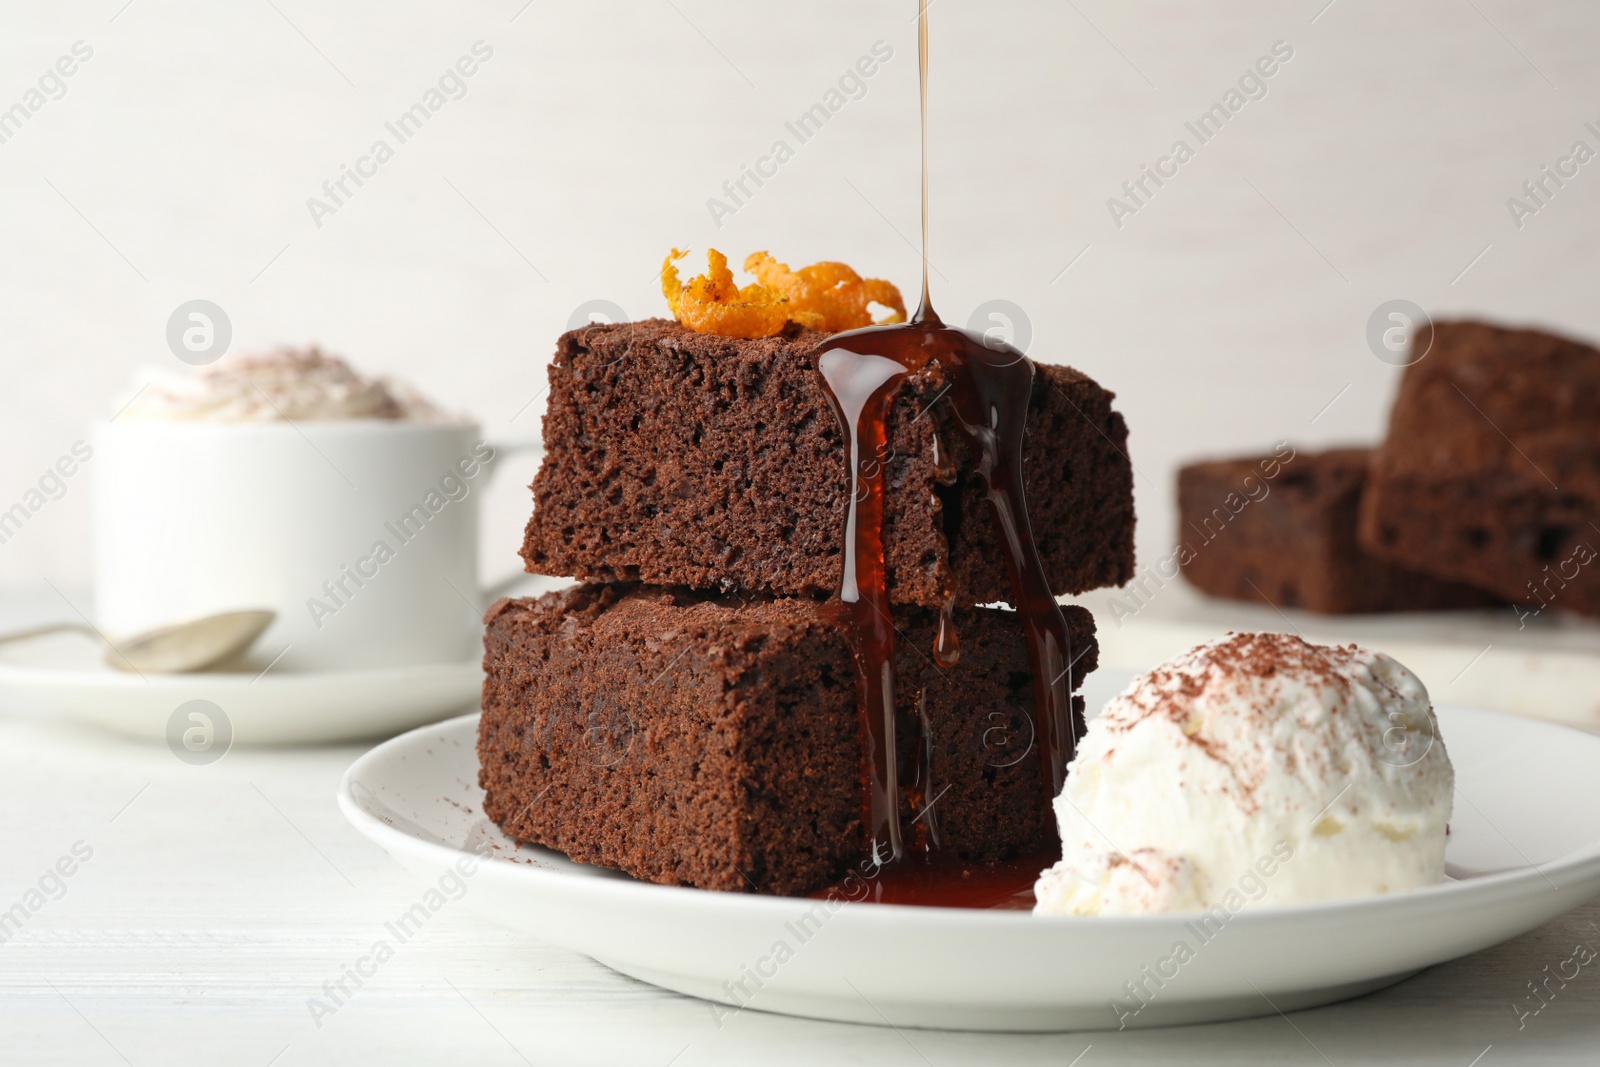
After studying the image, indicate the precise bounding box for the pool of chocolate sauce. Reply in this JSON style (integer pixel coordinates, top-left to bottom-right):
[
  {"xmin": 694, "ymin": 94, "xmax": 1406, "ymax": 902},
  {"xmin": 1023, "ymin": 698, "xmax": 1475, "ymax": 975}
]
[{"xmin": 814, "ymin": 848, "xmax": 1061, "ymax": 911}]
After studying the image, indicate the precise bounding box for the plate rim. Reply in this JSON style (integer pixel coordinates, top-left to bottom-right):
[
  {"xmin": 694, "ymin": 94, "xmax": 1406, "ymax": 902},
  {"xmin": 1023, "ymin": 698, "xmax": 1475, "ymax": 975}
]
[{"xmin": 337, "ymin": 706, "xmax": 1600, "ymax": 928}]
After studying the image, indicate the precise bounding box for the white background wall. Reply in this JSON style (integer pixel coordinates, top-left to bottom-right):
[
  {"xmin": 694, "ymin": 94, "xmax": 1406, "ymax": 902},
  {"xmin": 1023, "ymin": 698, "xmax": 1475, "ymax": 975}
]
[{"xmin": 2, "ymin": 0, "xmax": 1596, "ymax": 595}]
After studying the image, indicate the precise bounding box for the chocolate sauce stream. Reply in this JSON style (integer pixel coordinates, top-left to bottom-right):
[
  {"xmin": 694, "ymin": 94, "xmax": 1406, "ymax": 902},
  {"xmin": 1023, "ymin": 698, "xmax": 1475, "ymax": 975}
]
[
  {"xmin": 933, "ymin": 594, "xmax": 960, "ymax": 668},
  {"xmin": 814, "ymin": 0, "xmax": 1081, "ymax": 866},
  {"xmin": 915, "ymin": 0, "xmax": 932, "ymax": 313},
  {"xmin": 817, "ymin": 349, "xmax": 909, "ymax": 865}
]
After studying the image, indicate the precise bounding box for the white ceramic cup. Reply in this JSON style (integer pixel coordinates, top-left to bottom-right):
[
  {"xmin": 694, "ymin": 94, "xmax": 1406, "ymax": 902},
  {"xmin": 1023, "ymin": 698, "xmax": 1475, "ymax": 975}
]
[{"xmin": 94, "ymin": 420, "xmax": 519, "ymax": 672}]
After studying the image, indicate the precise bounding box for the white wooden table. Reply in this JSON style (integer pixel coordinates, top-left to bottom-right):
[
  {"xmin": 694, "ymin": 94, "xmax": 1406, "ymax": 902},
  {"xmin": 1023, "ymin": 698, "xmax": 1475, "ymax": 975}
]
[{"xmin": 2, "ymin": 592, "xmax": 1597, "ymax": 1066}]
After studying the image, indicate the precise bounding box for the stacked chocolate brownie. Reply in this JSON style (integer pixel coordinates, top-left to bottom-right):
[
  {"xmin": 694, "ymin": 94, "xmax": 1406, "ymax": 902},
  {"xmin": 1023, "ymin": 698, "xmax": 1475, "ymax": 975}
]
[
  {"xmin": 479, "ymin": 318, "xmax": 1137, "ymax": 895},
  {"xmin": 1179, "ymin": 320, "xmax": 1599, "ymax": 617}
]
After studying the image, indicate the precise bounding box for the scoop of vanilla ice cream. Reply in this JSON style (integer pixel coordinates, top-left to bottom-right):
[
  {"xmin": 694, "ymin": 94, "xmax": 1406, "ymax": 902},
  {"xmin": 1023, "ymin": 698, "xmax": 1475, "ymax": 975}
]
[
  {"xmin": 118, "ymin": 347, "xmax": 453, "ymax": 423},
  {"xmin": 1035, "ymin": 632, "xmax": 1453, "ymax": 916}
]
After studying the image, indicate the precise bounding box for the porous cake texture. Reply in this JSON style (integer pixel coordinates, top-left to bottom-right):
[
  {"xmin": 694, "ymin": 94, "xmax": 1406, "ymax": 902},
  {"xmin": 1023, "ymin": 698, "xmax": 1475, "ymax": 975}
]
[
  {"xmin": 520, "ymin": 318, "xmax": 1135, "ymax": 607},
  {"xmin": 478, "ymin": 585, "xmax": 1098, "ymax": 896}
]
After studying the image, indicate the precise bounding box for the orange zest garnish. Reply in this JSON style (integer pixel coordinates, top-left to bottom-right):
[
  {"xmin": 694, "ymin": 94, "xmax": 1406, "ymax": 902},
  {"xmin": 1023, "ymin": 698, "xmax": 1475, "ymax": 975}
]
[
  {"xmin": 661, "ymin": 248, "xmax": 790, "ymax": 339},
  {"xmin": 744, "ymin": 252, "xmax": 906, "ymax": 332},
  {"xmin": 661, "ymin": 248, "xmax": 906, "ymax": 338}
]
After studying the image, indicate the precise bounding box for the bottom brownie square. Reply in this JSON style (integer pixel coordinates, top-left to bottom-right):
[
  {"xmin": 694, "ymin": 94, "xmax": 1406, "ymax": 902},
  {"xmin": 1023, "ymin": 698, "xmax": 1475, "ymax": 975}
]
[
  {"xmin": 1178, "ymin": 448, "xmax": 1499, "ymax": 614},
  {"xmin": 478, "ymin": 584, "xmax": 1098, "ymax": 896}
]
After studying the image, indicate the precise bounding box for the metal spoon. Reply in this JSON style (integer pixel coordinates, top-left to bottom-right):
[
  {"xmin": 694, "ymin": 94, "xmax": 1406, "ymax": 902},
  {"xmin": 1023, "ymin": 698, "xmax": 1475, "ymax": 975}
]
[{"xmin": 0, "ymin": 609, "xmax": 276, "ymax": 674}]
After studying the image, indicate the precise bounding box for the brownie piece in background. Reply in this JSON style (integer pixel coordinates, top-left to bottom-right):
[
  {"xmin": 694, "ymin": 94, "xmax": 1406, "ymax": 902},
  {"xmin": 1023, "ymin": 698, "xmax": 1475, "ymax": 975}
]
[
  {"xmin": 478, "ymin": 585, "xmax": 1098, "ymax": 897},
  {"xmin": 1358, "ymin": 321, "xmax": 1600, "ymax": 616},
  {"xmin": 519, "ymin": 318, "xmax": 1134, "ymax": 608},
  {"xmin": 1179, "ymin": 448, "xmax": 1499, "ymax": 613}
]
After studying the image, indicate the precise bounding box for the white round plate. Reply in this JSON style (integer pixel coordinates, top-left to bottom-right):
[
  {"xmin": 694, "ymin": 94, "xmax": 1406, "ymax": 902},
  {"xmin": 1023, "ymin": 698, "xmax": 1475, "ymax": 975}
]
[
  {"xmin": 337, "ymin": 670, "xmax": 1600, "ymax": 1031},
  {"xmin": 0, "ymin": 631, "xmax": 479, "ymax": 745}
]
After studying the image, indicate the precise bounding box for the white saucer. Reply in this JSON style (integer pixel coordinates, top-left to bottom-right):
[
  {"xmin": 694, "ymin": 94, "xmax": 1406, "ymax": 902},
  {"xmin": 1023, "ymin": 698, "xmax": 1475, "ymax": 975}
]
[
  {"xmin": 0, "ymin": 630, "xmax": 479, "ymax": 745},
  {"xmin": 337, "ymin": 668, "xmax": 1600, "ymax": 1031}
]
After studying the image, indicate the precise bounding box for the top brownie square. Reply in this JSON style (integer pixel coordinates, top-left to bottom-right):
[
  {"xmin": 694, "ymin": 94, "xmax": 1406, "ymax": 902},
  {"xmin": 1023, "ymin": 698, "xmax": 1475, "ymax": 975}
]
[
  {"xmin": 521, "ymin": 318, "xmax": 1134, "ymax": 608},
  {"xmin": 1358, "ymin": 320, "xmax": 1600, "ymax": 614}
]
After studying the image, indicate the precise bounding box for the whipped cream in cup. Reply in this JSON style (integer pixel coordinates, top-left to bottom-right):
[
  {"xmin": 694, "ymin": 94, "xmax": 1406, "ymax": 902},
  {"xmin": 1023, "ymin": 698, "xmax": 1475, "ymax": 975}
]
[
  {"xmin": 93, "ymin": 347, "xmax": 512, "ymax": 672},
  {"xmin": 117, "ymin": 347, "xmax": 456, "ymax": 423},
  {"xmin": 1035, "ymin": 632, "xmax": 1454, "ymax": 916}
]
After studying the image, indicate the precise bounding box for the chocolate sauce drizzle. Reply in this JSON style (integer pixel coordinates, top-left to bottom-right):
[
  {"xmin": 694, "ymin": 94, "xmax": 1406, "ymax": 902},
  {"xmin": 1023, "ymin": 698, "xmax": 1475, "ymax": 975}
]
[{"xmin": 815, "ymin": 0, "xmax": 1081, "ymax": 869}]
